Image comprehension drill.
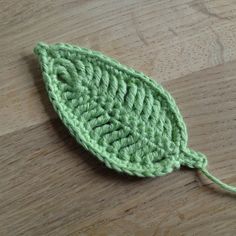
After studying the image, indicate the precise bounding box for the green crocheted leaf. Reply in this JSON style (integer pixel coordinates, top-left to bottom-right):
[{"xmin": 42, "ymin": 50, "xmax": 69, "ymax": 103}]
[{"xmin": 34, "ymin": 43, "xmax": 207, "ymax": 177}]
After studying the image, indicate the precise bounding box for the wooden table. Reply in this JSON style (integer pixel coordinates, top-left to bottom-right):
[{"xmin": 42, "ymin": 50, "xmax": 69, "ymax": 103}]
[{"xmin": 1, "ymin": 1, "xmax": 236, "ymax": 235}]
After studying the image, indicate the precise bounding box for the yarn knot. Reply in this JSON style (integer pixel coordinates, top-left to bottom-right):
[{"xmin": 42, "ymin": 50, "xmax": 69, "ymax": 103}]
[{"xmin": 180, "ymin": 148, "xmax": 208, "ymax": 169}]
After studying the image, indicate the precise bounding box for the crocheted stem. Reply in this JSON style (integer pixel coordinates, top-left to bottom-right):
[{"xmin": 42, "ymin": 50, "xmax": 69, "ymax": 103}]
[
  {"xmin": 200, "ymin": 168, "xmax": 236, "ymax": 193},
  {"xmin": 180, "ymin": 148, "xmax": 208, "ymax": 169},
  {"xmin": 180, "ymin": 148, "xmax": 236, "ymax": 193}
]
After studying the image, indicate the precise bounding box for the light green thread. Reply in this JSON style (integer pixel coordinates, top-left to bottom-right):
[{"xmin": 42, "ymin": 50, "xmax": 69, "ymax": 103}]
[
  {"xmin": 34, "ymin": 42, "xmax": 236, "ymax": 193},
  {"xmin": 200, "ymin": 168, "xmax": 236, "ymax": 193}
]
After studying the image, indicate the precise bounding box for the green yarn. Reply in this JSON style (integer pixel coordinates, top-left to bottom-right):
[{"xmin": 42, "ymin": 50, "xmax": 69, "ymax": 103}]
[{"xmin": 34, "ymin": 42, "xmax": 236, "ymax": 193}]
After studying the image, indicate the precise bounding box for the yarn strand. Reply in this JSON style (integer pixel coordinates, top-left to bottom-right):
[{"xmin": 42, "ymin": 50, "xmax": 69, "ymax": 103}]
[{"xmin": 200, "ymin": 168, "xmax": 236, "ymax": 193}]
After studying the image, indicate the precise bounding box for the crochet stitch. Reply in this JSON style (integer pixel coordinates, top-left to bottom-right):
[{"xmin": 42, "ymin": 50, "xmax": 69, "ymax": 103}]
[{"xmin": 34, "ymin": 42, "xmax": 236, "ymax": 193}]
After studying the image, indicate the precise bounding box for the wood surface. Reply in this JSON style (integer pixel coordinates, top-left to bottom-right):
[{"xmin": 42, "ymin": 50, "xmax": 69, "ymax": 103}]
[{"xmin": 1, "ymin": 0, "xmax": 236, "ymax": 235}]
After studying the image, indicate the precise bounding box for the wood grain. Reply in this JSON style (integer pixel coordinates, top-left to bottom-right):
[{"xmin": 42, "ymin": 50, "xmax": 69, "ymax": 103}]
[{"xmin": 0, "ymin": 0, "xmax": 236, "ymax": 235}]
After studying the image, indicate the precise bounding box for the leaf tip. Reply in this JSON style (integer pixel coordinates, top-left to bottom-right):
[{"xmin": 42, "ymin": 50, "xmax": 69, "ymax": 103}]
[{"xmin": 34, "ymin": 42, "xmax": 49, "ymax": 58}]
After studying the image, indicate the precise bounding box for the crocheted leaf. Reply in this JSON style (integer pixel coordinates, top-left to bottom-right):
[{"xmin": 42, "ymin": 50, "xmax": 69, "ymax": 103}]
[{"xmin": 34, "ymin": 43, "xmax": 206, "ymax": 177}]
